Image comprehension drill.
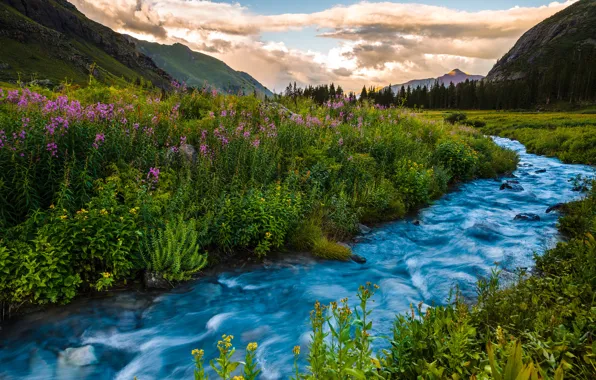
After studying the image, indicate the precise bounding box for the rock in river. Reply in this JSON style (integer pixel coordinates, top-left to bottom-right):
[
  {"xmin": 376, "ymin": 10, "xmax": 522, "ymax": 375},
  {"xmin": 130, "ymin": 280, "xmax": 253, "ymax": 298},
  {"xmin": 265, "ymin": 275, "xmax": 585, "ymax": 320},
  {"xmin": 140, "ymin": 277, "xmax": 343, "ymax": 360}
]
[
  {"xmin": 546, "ymin": 203, "xmax": 565, "ymax": 213},
  {"xmin": 514, "ymin": 213, "xmax": 541, "ymax": 221},
  {"xmin": 58, "ymin": 346, "xmax": 98, "ymax": 367},
  {"xmin": 357, "ymin": 223, "xmax": 372, "ymax": 234},
  {"xmin": 500, "ymin": 180, "xmax": 524, "ymax": 192},
  {"xmin": 144, "ymin": 271, "xmax": 171, "ymax": 289},
  {"xmin": 350, "ymin": 254, "xmax": 367, "ymax": 264}
]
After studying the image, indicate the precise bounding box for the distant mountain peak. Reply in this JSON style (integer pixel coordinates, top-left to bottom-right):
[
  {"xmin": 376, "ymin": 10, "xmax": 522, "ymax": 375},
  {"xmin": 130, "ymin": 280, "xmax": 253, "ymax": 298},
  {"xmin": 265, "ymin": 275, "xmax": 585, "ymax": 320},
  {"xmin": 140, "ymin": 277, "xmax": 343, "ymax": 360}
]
[
  {"xmin": 447, "ymin": 69, "xmax": 466, "ymax": 76},
  {"xmin": 388, "ymin": 69, "xmax": 484, "ymax": 93}
]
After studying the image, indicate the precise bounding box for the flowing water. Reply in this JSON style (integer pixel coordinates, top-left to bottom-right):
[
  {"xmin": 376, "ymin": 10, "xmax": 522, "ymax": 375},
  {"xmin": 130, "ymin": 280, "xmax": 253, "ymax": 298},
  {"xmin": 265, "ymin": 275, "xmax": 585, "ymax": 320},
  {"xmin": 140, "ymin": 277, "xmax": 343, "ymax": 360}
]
[{"xmin": 0, "ymin": 137, "xmax": 594, "ymax": 380}]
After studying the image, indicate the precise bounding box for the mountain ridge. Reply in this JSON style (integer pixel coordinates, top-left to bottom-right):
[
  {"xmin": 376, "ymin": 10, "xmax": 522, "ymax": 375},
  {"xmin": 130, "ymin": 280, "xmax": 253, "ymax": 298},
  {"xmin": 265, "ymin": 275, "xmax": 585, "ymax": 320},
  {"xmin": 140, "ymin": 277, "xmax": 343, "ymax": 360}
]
[
  {"xmin": 0, "ymin": 0, "xmax": 172, "ymax": 87},
  {"xmin": 131, "ymin": 39, "xmax": 273, "ymax": 96},
  {"xmin": 487, "ymin": 0, "xmax": 596, "ymax": 81}
]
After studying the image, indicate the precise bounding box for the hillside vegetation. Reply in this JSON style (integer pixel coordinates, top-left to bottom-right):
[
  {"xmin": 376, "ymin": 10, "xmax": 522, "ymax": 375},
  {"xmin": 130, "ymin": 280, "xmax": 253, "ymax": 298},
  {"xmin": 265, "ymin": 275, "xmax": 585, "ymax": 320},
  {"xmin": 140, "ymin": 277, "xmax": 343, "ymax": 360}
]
[
  {"xmin": 135, "ymin": 40, "xmax": 272, "ymax": 96},
  {"xmin": 0, "ymin": 0, "xmax": 171, "ymax": 87}
]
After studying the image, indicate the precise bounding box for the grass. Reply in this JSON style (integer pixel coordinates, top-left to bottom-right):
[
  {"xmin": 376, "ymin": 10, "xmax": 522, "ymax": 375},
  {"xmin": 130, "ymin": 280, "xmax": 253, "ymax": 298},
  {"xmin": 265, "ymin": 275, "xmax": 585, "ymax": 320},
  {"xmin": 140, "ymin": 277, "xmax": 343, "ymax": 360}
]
[{"xmin": 420, "ymin": 110, "xmax": 596, "ymax": 164}]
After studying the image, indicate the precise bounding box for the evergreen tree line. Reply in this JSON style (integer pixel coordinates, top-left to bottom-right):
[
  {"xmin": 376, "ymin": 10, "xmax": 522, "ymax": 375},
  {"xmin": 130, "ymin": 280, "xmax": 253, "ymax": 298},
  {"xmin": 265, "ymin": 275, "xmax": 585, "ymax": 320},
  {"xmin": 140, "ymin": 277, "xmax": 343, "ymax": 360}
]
[
  {"xmin": 363, "ymin": 46, "xmax": 596, "ymax": 109},
  {"xmin": 282, "ymin": 45, "xmax": 596, "ymax": 109}
]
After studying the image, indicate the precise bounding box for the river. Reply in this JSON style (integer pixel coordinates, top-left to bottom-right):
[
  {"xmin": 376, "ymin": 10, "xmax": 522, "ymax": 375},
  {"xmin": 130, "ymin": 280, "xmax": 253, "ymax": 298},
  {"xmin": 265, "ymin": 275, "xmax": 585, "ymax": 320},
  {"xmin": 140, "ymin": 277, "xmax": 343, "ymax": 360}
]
[{"xmin": 0, "ymin": 137, "xmax": 593, "ymax": 379}]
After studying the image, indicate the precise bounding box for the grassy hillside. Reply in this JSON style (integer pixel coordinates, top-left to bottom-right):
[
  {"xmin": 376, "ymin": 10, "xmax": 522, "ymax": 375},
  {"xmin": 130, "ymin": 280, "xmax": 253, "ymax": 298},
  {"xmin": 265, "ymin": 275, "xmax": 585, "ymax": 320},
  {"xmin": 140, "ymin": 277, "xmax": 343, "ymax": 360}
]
[
  {"xmin": 135, "ymin": 40, "xmax": 273, "ymax": 96},
  {"xmin": 0, "ymin": 0, "xmax": 170, "ymax": 87}
]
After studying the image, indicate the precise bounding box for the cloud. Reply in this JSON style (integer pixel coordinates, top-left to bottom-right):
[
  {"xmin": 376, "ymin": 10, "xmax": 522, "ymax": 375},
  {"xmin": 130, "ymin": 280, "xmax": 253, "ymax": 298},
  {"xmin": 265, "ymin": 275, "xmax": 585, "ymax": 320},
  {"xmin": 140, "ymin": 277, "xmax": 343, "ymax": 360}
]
[{"xmin": 68, "ymin": 0, "xmax": 577, "ymax": 91}]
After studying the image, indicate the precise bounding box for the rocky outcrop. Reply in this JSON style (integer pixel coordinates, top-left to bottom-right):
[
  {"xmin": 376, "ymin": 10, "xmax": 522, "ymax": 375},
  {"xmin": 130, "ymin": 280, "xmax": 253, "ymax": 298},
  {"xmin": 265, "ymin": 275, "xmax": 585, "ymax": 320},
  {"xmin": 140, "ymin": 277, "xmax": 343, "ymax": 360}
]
[{"xmin": 487, "ymin": 1, "xmax": 596, "ymax": 82}]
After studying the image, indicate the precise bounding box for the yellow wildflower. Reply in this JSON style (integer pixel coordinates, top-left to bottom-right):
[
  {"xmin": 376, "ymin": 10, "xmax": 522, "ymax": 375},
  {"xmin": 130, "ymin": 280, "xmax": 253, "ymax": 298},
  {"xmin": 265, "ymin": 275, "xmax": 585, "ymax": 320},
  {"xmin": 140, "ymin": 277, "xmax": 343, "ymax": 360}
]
[
  {"xmin": 232, "ymin": 377, "xmax": 245, "ymax": 380},
  {"xmin": 371, "ymin": 358, "xmax": 381, "ymax": 368},
  {"xmin": 102, "ymin": 272, "xmax": 111, "ymax": 278},
  {"xmin": 191, "ymin": 349, "xmax": 204, "ymax": 359},
  {"xmin": 292, "ymin": 345, "xmax": 300, "ymax": 355},
  {"xmin": 247, "ymin": 342, "xmax": 258, "ymax": 351},
  {"xmin": 59, "ymin": 215, "xmax": 67, "ymax": 220},
  {"xmin": 100, "ymin": 209, "xmax": 108, "ymax": 216},
  {"xmin": 49, "ymin": 204, "xmax": 55, "ymax": 209},
  {"xmin": 265, "ymin": 232, "xmax": 272, "ymax": 239},
  {"xmin": 129, "ymin": 208, "xmax": 138, "ymax": 214}
]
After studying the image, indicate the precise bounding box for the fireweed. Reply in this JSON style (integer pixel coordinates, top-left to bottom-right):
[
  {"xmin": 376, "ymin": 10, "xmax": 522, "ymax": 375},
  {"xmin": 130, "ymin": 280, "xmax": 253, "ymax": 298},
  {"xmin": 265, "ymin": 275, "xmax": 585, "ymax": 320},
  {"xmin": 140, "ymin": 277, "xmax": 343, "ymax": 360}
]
[{"xmin": 0, "ymin": 83, "xmax": 516, "ymax": 310}]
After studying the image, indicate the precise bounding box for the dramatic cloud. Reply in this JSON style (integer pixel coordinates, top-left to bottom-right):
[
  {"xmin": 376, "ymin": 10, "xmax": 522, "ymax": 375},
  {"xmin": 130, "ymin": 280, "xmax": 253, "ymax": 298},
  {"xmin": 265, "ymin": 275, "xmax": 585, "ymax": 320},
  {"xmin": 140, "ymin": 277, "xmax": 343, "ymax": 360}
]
[{"xmin": 68, "ymin": 0, "xmax": 577, "ymax": 91}]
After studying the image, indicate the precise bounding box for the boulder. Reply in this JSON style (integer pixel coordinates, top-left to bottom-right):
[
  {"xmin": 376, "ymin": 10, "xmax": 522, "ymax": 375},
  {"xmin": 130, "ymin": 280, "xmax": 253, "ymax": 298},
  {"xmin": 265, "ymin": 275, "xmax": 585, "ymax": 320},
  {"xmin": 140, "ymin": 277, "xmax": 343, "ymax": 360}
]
[
  {"xmin": 179, "ymin": 143, "xmax": 197, "ymax": 163},
  {"xmin": 412, "ymin": 220, "xmax": 421, "ymax": 226},
  {"xmin": 350, "ymin": 254, "xmax": 367, "ymax": 264},
  {"xmin": 143, "ymin": 271, "xmax": 171, "ymax": 289},
  {"xmin": 535, "ymin": 169, "xmax": 547, "ymax": 174},
  {"xmin": 514, "ymin": 213, "xmax": 541, "ymax": 221},
  {"xmin": 500, "ymin": 181, "xmax": 524, "ymax": 191},
  {"xmin": 59, "ymin": 345, "xmax": 98, "ymax": 367},
  {"xmin": 546, "ymin": 203, "xmax": 565, "ymax": 213},
  {"xmin": 357, "ymin": 223, "xmax": 372, "ymax": 234}
]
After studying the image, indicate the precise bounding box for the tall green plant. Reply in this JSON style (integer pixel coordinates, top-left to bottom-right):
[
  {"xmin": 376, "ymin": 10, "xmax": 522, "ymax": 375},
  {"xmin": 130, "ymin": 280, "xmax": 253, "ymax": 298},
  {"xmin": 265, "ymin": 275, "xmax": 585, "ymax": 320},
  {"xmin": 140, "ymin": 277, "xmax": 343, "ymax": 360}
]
[{"xmin": 142, "ymin": 217, "xmax": 208, "ymax": 281}]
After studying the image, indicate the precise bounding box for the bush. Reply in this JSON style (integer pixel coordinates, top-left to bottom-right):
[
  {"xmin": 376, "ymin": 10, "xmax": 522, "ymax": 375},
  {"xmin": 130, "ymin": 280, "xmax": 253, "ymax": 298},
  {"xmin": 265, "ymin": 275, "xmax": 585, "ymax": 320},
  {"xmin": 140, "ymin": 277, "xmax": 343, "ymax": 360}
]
[
  {"xmin": 444, "ymin": 112, "xmax": 468, "ymax": 124},
  {"xmin": 434, "ymin": 139, "xmax": 479, "ymax": 179}
]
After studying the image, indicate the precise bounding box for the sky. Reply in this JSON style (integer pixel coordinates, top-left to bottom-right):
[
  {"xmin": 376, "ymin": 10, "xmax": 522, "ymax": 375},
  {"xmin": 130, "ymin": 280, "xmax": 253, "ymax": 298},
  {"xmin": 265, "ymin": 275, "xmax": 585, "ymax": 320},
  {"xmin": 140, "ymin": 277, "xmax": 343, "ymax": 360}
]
[{"xmin": 68, "ymin": 0, "xmax": 577, "ymax": 92}]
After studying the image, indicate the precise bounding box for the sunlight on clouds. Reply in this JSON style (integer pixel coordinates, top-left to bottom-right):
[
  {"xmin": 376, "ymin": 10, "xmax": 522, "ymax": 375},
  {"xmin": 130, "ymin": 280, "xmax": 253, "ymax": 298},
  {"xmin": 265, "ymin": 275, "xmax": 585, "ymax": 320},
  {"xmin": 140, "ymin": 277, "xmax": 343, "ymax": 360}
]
[{"xmin": 69, "ymin": 0, "xmax": 577, "ymax": 91}]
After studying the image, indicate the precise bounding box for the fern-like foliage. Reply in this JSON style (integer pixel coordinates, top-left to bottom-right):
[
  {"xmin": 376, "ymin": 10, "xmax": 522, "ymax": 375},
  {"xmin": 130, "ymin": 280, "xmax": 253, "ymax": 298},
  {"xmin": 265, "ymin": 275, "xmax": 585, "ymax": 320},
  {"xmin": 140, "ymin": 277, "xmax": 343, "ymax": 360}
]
[{"xmin": 142, "ymin": 218, "xmax": 208, "ymax": 281}]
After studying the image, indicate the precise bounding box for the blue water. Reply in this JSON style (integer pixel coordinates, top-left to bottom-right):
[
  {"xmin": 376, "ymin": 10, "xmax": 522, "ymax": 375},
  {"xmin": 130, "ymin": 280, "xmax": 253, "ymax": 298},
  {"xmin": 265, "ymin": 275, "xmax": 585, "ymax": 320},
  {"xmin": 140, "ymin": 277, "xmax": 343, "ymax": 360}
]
[{"xmin": 0, "ymin": 138, "xmax": 594, "ymax": 379}]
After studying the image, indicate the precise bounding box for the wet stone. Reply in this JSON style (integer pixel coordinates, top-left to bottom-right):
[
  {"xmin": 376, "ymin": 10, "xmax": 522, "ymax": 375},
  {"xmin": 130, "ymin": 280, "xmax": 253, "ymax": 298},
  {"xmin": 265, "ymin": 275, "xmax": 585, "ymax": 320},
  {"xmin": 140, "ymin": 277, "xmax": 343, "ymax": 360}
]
[
  {"xmin": 546, "ymin": 203, "xmax": 565, "ymax": 213},
  {"xmin": 514, "ymin": 213, "xmax": 541, "ymax": 221},
  {"xmin": 350, "ymin": 254, "xmax": 367, "ymax": 264}
]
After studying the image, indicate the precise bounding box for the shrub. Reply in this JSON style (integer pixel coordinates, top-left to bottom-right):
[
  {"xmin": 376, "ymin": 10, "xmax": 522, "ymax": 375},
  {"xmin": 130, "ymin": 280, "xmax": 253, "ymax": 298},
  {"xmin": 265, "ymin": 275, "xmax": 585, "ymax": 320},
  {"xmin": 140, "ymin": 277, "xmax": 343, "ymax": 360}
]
[
  {"xmin": 393, "ymin": 159, "xmax": 433, "ymax": 209},
  {"xmin": 434, "ymin": 139, "xmax": 478, "ymax": 179},
  {"xmin": 444, "ymin": 112, "xmax": 468, "ymax": 124}
]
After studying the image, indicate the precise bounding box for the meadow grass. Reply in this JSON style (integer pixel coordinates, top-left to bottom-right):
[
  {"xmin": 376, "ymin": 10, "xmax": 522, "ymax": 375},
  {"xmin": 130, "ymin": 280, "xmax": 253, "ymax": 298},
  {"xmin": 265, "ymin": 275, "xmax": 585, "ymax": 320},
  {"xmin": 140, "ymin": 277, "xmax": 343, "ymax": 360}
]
[{"xmin": 421, "ymin": 110, "xmax": 596, "ymax": 164}]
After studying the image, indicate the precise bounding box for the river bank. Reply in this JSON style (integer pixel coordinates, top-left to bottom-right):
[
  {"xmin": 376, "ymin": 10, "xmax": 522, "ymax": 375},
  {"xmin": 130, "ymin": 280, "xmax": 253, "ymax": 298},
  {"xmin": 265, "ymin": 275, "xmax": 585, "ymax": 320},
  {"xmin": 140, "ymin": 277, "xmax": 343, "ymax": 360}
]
[{"xmin": 1, "ymin": 137, "xmax": 593, "ymax": 379}]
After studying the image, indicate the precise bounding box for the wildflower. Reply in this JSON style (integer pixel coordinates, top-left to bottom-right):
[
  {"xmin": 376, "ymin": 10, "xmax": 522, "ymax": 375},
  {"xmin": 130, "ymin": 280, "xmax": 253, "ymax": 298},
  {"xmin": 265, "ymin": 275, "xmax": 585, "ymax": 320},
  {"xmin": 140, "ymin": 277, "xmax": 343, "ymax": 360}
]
[
  {"xmin": 292, "ymin": 346, "xmax": 300, "ymax": 355},
  {"xmin": 93, "ymin": 133, "xmax": 105, "ymax": 149},
  {"xmin": 129, "ymin": 208, "xmax": 138, "ymax": 214},
  {"xmin": 59, "ymin": 215, "xmax": 68, "ymax": 220},
  {"xmin": 147, "ymin": 167, "xmax": 160, "ymax": 183},
  {"xmin": 338, "ymin": 138, "xmax": 344, "ymax": 146},
  {"xmin": 100, "ymin": 209, "xmax": 108, "ymax": 216},
  {"xmin": 265, "ymin": 232, "xmax": 272, "ymax": 239},
  {"xmin": 50, "ymin": 204, "xmax": 55, "ymax": 209},
  {"xmin": 46, "ymin": 142, "xmax": 58, "ymax": 157},
  {"xmin": 371, "ymin": 358, "xmax": 381, "ymax": 368},
  {"xmin": 232, "ymin": 377, "xmax": 244, "ymax": 380},
  {"xmin": 247, "ymin": 342, "xmax": 258, "ymax": 351},
  {"xmin": 251, "ymin": 138, "xmax": 260, "ymax": 148},
  {"xmin": 191, "ymin": 349, "xmax": 204, "ymax": 359},
  {"xmin": 102, "ymin": 272, "xmax": 111, "ymax": 278}
]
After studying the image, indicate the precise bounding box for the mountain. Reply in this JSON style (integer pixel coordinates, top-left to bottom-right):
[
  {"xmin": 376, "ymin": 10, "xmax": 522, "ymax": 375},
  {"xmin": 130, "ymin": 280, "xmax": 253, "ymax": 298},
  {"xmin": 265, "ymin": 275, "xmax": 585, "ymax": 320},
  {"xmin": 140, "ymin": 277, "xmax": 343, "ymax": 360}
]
[
  {"xmin": 0, "ymin": 0, "xmax": 172, "ymax": 87},
  {"xmin": 132, "ymin": 39, "xmax": 273, "ymax": 97},
  {"xmin": 487, "ymin": 0, "xmax": 596, "ymax": 81},
  {"xmin": 389, "ymin": 69, "xmax": 484, "ymax": 93}
]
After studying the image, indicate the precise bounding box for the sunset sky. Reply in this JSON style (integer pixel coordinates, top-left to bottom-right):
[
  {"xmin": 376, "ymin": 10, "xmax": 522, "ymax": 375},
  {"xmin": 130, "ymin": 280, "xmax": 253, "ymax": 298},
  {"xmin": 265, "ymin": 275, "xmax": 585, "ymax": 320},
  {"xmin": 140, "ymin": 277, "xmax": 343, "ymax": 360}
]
[{"xmin": 69, "ymin": 0, "xmax": 576, "ymax": 92}]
